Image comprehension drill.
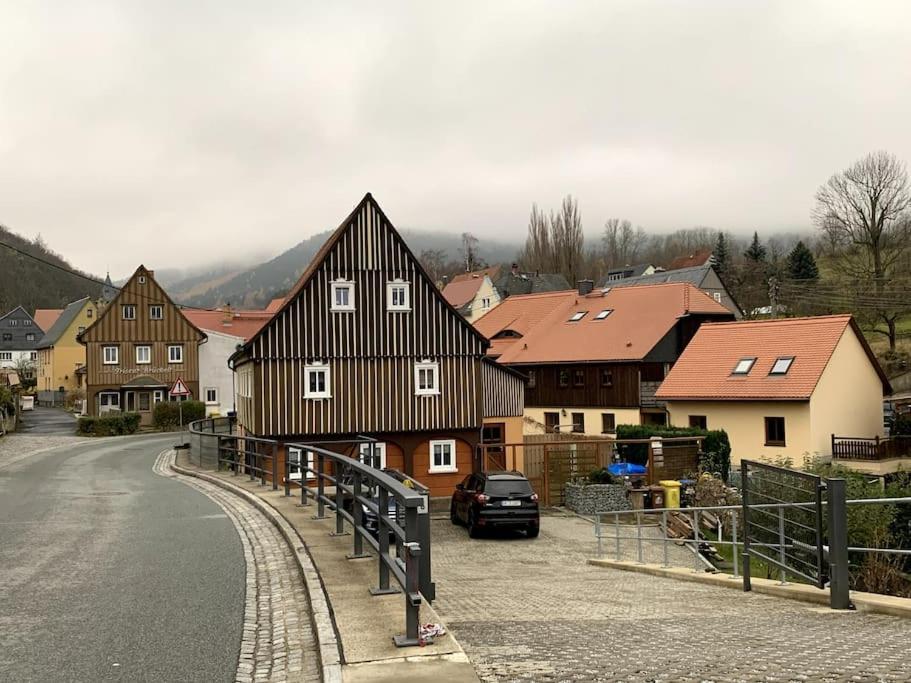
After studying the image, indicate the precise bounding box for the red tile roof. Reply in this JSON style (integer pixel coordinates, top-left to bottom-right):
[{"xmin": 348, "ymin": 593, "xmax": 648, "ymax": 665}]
[
  {"xmin": 655, "ymin": 315, "xmax": 889, "ymax": 400},
  {"xmin": 442, "ymin": 276, "xmax": 485, "ymax": 307},
  {"xmin": 33, "ymin": 308, "xmax": 63, "ymax": 332},
  {"xmin": 666, "ymin": 249, "xmax": 713, "ymax": 271},
  {"xmin": 474, "ymin": 283, "xmax": 732, "ymax": 364},
  {"xmin": 183, "ymin": 308, "xmax": 273, "ymax": 342}
]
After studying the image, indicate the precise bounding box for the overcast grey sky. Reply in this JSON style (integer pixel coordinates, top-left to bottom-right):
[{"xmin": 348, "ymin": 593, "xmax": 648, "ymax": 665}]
[{"xmin": 2, "ymin": 0, "xmax": 910, "ymax": 277}]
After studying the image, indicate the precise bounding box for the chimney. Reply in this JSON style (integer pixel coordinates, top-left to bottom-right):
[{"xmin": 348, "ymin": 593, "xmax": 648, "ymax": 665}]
[
  {"xmin": 222, "ymin": 303, "xmax": 233, "ymax": 325},
  {"xmin": 577, "ymin": 279, "xmax": 594, "ymax": 296},
  {"xmin": 511, "ymin": 263, "xmax": 519, "ymax": 276}
]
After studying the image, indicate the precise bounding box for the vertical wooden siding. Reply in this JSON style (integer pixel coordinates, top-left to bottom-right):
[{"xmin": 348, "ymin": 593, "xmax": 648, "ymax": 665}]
[{"xmin": 482, "ymin": 361, "xmax": 525, "ymax": 418}]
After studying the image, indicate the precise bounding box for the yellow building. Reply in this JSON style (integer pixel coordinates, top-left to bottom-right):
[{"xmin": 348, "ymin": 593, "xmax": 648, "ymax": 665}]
[
  {"xmin": 37, "ymin": 298, "xmax": 101, "ymax": 404},
  {"xmin": 655, "ymin": 315, "xmax": 890, "ymax": 467}
]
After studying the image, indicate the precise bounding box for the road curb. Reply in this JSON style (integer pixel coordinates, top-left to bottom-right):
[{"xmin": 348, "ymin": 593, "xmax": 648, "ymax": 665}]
[
  {"xmin": 171, "ymin": 457, "xmax": 343, "ymax": 683},
  {"xmin": 587, "ymin": 558, "xmax": 911, "ymax": 618}
]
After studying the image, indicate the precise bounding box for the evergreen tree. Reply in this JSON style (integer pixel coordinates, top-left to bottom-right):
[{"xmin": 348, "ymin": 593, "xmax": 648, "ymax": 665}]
[
  {"xmin": 786, "ymin": 240, "xmax": 819, "ymax": 281},
  {"xmin": 744, "ymin": 231, "xmax": 767, "ymax": 262},
  {"xmin": 712, "ymin": 232, "xmax": 729, "ymax": 276}
]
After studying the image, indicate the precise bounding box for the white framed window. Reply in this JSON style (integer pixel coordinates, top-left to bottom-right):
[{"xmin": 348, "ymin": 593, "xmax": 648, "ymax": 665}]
[
  {"xmin": 358, "ymin": 442, "xmax": 387, "ymax": 469},
  {"xmin": 8, "ymin": 320, "xmax": 17, "ymax": 326},
  {"xmin": 481, "ymin": 297, "xmax": 491, "ymax": 309},
  {"xmin": 26, "ymin": 333, "xmax": 34, "ymax": 341},
  {"xmin": 713, "ymin": 292, "xmax": 722, "ymax": 303},
  {"xmin": 103, "ymin": 345, "xmax": 119, "ymax": 365},
  {"xmin": 0, "ymin": 352, "xmax": 12, "ymax": 361},
  {"xmin": 23, "ymin": 319, "xmax": 31, "ymax": 326},
  {"xmin": 30, "ymin": 351, "xmax": 37, "ymax": 360},
  {"xmin": 78, "ymin": 326, "xmax": 86, "ymax": 335},
  {"xmin": 168, "ymin": 345, "xmax": 183, "ymax": 364},
  {"xmin": 330, "ymin": 280, "xmax": 355, "ymax": 312},
  {"xmin": 414, "ymin": 361, "xmax": 440, "ymax": 396},
  {"xmin": 429, "ymin": 439, "xmax": 457, "ymax": 474},
  {"xmin": 136, "ymin": 345, "xmax": 151, "ymax": 364},
  {"xmin": 594, "ymin": 309, "xmax": 613, "ymax": 320},
  {"xmin": 287, "ymin": 447, "xmax": 316, "ymax": 481},
  {"xmin": 304, "ymin": 363, "xmax": 331, "ymax": 399},
  {"xmin": 138, "ymin": 275, "xmax": 146, "ymax": 284},
  {"xmin": 568, "ymin": 311, "xmax": 586, "ymax": 322},
  {"xmin": 386, "ymin": 281, "xmax": 411, "ymax": 311},
  {"xmin": 205, "ymin": 387, "xmax": 218, "ymax": 404},
  {"xmin": 99, "ymin": 392, "xmax": 120, "ymax": 409},
  {"xmin": 87, "ymin": 309, "xmax": 93, "ymax": 319},
  {"xmin": 770, "ymin": 356, "xmax": 795, "ymax": 375},
  {"xmin": 149, "ymin": 305, "xmax": 163, "ymax": 320},
  {"xmin": 153, "ymin": 390, "xmax": 164, "ymax": 403},
  {"xmin": 122, "ymin": 305, "xmax": 136, "ymax": 320}
]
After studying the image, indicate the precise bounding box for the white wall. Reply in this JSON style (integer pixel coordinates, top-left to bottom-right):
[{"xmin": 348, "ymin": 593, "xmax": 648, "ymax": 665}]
[
  {"xmin": 0, "ymin": 350, "xmax": 38, "ymax": 373},
  {"xmin": 198, "ymin": 330, "xmax": 243, "ymax": 416}
]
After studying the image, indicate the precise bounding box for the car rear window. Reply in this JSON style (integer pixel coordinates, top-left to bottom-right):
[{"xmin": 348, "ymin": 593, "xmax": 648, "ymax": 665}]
[{"xmin": 485, "ymin": 479, "xmax": 533, "ymax": 497}]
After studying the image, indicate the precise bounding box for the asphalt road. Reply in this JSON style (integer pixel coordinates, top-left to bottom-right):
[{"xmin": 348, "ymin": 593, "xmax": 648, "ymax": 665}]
[
  {"xmin": 0, "ymin": 434, "xmax": 245, "ymax": 682},
  {"xmin": 17, "ymin": 406, "xmax": 78, "ymax": 436}
]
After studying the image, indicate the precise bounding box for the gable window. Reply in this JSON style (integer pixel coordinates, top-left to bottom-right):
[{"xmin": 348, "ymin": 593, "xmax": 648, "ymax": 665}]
[
  {"xmin": 358, "ymin": 442, "xmax": 387, "ymax": 469},
  {"xmin": 765, "ymin": 417, "xmax": 786, "ymax": 446},
  {"xmin": 713, "ymin": 292, "xmax": 723, "ymax": 303},
  {"xmin": 205, "ymin": 387, "xmax": 218, "ymax": 404},
  {"xmin": 87, "ymin": 309, "xmax": 93, "ymax": 319},
  {"xmin": 415, "ymin": 361, "xmax": 440, "ymax": 396},
  {"xmin": 122, "ymin": 305, "xmax": 136, "ymax": 320},
  {"xmin": 568, "ymin": 311, "xmax": 586, "ymax": 322},
  {"xmin": 78, "ymin": 326, "xmax": 86, "ymax": 335},
  {"xmin": 103, "ymin": 346, "xmax": 119, "ymax": 365},
  {"xmin": 26, "ymin": 333, "xmax": 34, "ymax": 341},
  {"xmin": 168, "ymin": 345, "xmax": 184, "ymax": 364},
  {"xmin": 481, "ymin": 297, "xmax": 491, "ymax": 309},
  {"xmin": 1, "ymin": 334, "xmax": 11, "ymax": 342},
  {"xmin": 770, "ymin": 356, "xmax": 795, "ymax": 375},
  {"xmin": 429, "ymin": 439, "xmax": 457, "ymax": 474},
  {"xmin": 544, "ymin": 411, "xmax": 560, "ymax": 433},
  {"xmin": 732, "ymin": 357, "xmax": 756, "ymax": 375},
  {"xmin": 287, "ymin": 447, "xmax": 316, "ymax": 481},
  {"xmin": 573, "ymin": 369, "xmax": 585, "ymax": 387},
  {"xmin": 594, "ymin": 309, "xmax": 613, "ymax": 320},
  {"xmin": 8, "ymin": 320, "xmax": 17, "ymax": 326},
  {"xmin": 386, "ymin": 281, "xmax": 411, "ymax": 311},
  {"xmin": 304, "ymin": 364, "xmax": 331, "ymax": 399},
  {"xmin": 23, "ymin": 319, "xmax": 31, "ymax": 326},
  {"xmin": 559, "ymin": 369, "xmax": 570, "ymax": 388},
  {"xmin": 601, "ymin": 413, "xmax": 616, "ymax": 433},
  {"xmin": 136, "ymin": 345, "xmax": 151, "ymax": 364},
  {"xmin": 600, "ymin": 369, "xmax": 613, "ymax": 387},
  {"xmin": 138, "ymin": 276, "xmax": 146, "ymax": 284},
  {"xmin": 330, "ymin": 280, "xmax": 355, "ymax": 312},
  {"xmin": 571, "ymin": 412, "xmax": 585, "ymax": 433},
  {"xmin": 149, "ymin": 305, "xmax": 163, "ymax": 320},
  {"xmin": 689, "ymin": 415, "xmax": 708, "ymax": 430}
]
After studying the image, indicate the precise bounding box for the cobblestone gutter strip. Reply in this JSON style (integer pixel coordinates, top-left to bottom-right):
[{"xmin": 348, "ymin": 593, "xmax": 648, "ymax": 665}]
[
  {"xmin": 170, "ymin": 455, "xmax": 343, "ymax": 683},
  {"xmin": 588, "ymin": 558, "xmax": 911, "ymax": 618}
]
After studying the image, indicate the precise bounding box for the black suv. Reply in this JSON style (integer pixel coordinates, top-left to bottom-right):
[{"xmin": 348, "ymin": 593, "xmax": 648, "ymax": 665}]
[{"xmin": 450, "ymin": 471, "xmax": 539, "ymax": 538}]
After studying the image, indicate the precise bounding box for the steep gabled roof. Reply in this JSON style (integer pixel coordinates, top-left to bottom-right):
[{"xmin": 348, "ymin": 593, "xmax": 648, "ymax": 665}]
[
  {"xmin": 493, "ymin": 271, "xmax": 571, "ymax": 298},
  {"xmin": 442, "ymin": 275, "xmax": 489, "ymax": 308},
  {"xmin": 34, "ymin": 309, "xmax": 64, "ymax": 332},
  {"xmin": 37, "ymin": 298, "xmax": 90, "ymax": 348},
  {"xmin": 183, "ymin": 308, "xmax": 273, "ymax": 342},
  {"xmin": 474, "ymin": 283, "xmax": 732, "ymax": 364},
  {"xmin": 666, "ymin": 249, "xmax": 713, "ymax": 271},
  {"xmin": 655, "ymin": 315, "xmax": 890, "ymax": 400},
  {"xmin": 239, "ymin": 193, "xmax": 489, "ymax": 355}
]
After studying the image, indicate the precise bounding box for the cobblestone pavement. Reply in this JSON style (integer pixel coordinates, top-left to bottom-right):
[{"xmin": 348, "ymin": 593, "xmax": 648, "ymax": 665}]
[
  {"xmin": 432, "ymin": 512, "xmax": 911, "ymax": 682},
  {"xmin": 154, "ymin": 450, "xmax": 321, "ymax": 682},
  {"xmin": 0, "ymin": 432, "xmax": 85, "ymax": 471}
]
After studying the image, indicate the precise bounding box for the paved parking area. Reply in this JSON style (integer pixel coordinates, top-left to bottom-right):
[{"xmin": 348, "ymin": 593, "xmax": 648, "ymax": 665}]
[{"xmin": 431, "ymin": 512, "xmax": 911, "ymax": 682}]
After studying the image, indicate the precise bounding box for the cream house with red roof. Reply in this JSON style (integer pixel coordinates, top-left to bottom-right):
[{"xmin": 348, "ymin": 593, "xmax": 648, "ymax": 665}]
[
  {"xmin": 656, "ymin": 315, "xmax": 890, "ymax": 466},
  {"xmin": 441, "ymin": 268, "xmax": 502, "ymax": 322},
  {"xmin": 475, "ymin": 281, "xmax": 734, "ymax": 434}
]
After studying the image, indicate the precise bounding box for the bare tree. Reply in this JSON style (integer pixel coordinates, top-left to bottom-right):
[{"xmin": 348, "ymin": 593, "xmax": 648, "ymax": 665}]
[
  {"xmin": 418, "ymin": 248, "xmax": 449, "ymax": 284},
  {"xmin": 813, "ymin": 150, "xmax": 911, "ymax": 349},
  {"xmin": 459, "ymin": 233, "xmax": 484, "ymax": 272},
  {"xmin": 519, "ymin": 196, "xmax": 585, "ymax": 284},
  {"xmin": 521, "ymin": 203, "xmax": 552, "ymax": 272},
  {"xmin": 602, "ymin": 218, "xmax": 647, "ymax": 270}
]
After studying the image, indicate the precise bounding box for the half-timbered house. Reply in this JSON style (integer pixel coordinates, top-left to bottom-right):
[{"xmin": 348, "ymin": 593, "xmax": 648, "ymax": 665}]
[
  {"xmin": 230, "ymin": 194, "xmax": 524, "ymax": 496},
  {"xmin": 79, "ymin": 266, "xmax": 207, "ymax": 426}
]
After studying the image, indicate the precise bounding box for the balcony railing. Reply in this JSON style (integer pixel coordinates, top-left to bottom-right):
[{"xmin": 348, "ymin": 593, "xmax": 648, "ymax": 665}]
[{"xmin": 831, "ymin": 434, "xmax": 911, "ymax": 461}]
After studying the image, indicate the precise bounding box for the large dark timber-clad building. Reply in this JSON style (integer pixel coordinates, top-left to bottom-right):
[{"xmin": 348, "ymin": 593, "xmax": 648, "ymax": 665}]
[{"xmin": 231, "ymin": 194, "xmax": 523, "ymax": 496}]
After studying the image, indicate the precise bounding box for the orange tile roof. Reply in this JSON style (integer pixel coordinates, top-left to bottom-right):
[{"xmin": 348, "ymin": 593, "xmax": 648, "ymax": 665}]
[
  {"xmin": 266, "ymin": 297, "xmax": 285, "ymax": 313},
  {"xmin": 33, "ymin": 308, "xmax": 63, "ymax": 332},
  {"xmin": 655, "ymin": 315, "xmax": 889, "ymax": 400},
  {"xmin": 474, "ymin": 283, "xmax": 732, "ymax": 364},
  {"xmin": 183, "ymin": 309, "xmax": 273, "ymax": 342},
  {"xmin": 450, "ymin": 265, "xmax": 501, "ymax": 284},
  {"xmin": 666, "ymin": 249, "xmax": 713, "ymax": 271},
  {"xmin": 442, "ymin": 276, "xmax": 486, "ymax": 308}
]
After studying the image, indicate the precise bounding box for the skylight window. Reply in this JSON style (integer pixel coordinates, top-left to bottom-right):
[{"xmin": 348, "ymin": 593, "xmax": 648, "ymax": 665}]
[
  {"xmin": 770, "ymin": 356, "xmax": 795, "ymax": 375},
  {"xmin": 569, "ymin": 312, "xmax": 586, "ymax": 322},
  {"xmin": 594, "ymin": 309, "xmax": 613, "ymax": 320},
  {"xmin": 732, "ymin": 357, "xmax": 756, "ymax": 375}
]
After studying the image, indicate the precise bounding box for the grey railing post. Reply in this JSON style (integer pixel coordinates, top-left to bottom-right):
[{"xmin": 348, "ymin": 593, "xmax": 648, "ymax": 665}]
[
  {"xmin": 595, "ymin": 514, "xmax": 602, "ymax": 558},
  {"xmin": 216, "ymin": 435, "xmax": 223, "ymax": 471},
  {"xmin": 777, "ymin": 506, "xmax": 787, "ymax": 585},
  {"xmin": 271, "ymin": 442, "xmax": 278, "ymax": 491},
  {"xmin": 393, "ymin": 538, "xmax": 425, "ymax": 648},
  {"xmin": 369, "ymin": 487, "xmax": 398, "ymax": 596},
  {"xmin": 614, "ymin": 511, "xmax": 621, "ymax": 561},
  {"xmin": 827, "ymin": 478, "xmax": 853, "ymax": 610},
  {"xmin": 636, "ymin": 510, "xmax": 643, "ymax": 564},
  {"xmin": 315, "ymin": 453, "xmax": 327, "ymax": 519},
  {"xmin": 693, "ymin": 510, "xmax": 701, "ymax": 572},
  {"xmin": 741, "ymin": 460, "xmax": 752, "ymax": 592},
  {"xmin": 347, "ymin": 470, "xmax": 369, "ymax": 559},
  {"xmin": 662, "ymin": 509, "xmax": 669, "ymax": 568},
  {"xmin": 284, "ymin": 450, "xmax": 291, "ymax": 497},
  {"xmin": 417, "ymin": 492, "xmax": 435, "ymax": 602},
  {"xmin": 331, "ymin": 464, "xmax": 349, "ymax": 537},
  {"xmin": 731, "ymin": 511, "xmax": 739, "ymax": 579}
]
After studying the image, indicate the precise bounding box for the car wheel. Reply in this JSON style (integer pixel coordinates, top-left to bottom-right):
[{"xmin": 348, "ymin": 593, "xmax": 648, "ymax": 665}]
[
  {"xmin": 526, "ymin": 524, "xmax": 540, "ymax": 538},
  {"xmin": 450, "ymin": 503, "xmax": 460, "ymax": 525},
  {"xmin": 468, "ymin": 511, "xmax": 481, "ymax": 538}
]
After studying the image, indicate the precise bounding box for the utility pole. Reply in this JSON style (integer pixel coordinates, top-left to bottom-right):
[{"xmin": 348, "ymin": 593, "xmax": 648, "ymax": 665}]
[{"xmin": 768, "ymin": 276, "xmax": 780, "ymax": 318}]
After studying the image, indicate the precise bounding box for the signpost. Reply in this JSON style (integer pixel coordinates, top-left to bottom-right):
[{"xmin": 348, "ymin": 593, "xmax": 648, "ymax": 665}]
[{"xmin": 169, "ymin": 377, "xmax": 191, "ymax": 445}]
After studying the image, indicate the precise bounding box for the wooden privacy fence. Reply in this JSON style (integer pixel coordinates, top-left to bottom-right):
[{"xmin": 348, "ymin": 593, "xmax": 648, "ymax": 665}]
[
  {"xmin": 478, "ymin": 434, "xmax": 703, "ymax": 506},
  {"xmin": 831, "ymin": 435, "xmax": 911, "ymax": 461}
]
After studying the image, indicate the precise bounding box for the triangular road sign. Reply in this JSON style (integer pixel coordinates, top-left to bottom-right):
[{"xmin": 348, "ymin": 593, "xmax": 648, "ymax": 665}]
[{"xmin": 169, "ymin": 377, "xmax": 191, "ymax": 396}]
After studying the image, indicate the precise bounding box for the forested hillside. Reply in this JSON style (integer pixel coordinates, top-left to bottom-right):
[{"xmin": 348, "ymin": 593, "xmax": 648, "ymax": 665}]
[{"xmin": 0, "ymin": 226, "xmax": 102, "ymax": 315}]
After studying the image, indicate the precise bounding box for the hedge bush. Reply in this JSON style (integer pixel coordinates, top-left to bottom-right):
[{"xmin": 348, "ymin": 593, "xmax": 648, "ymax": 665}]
[
  {"xmin": 77, "ymin": 412, "xmax": 141, "ymax": 436},
  {"xmin": 153, "ymin": 400, "xmax": 206, "ymax": 430},
  {"xmin": 614, "ymin": 424, "xmax": 732, "ymax": 481}
]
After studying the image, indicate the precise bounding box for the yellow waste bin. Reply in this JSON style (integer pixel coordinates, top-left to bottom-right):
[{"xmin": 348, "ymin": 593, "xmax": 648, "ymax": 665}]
[{"xmin": 659, "ymin": 480, "xmax": 681, "ymax": 509}]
